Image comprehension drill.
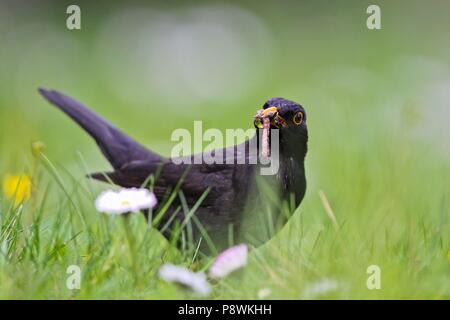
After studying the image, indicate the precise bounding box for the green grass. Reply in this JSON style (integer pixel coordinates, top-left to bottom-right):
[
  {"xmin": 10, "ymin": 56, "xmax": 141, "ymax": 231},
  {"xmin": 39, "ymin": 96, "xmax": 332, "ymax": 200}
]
[
  {"xmin": 0, "ymin": 132, "xmax": 448, "ymax": 299},
  {"xmin": 0, "ymin": 1, "xmax": 449, "ymax": 299}
]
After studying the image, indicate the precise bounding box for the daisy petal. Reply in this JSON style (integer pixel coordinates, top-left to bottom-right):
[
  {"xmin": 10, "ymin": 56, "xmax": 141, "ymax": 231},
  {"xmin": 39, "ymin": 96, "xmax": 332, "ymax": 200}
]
[
  {"xmin": 257, "ymin": 288, "xmax": 272, "ymax": 299},
  {"xmin": 159, "ymin": 264, "xmax": 211, "ymax": 297},
  {"xmin": 209, "ymin": 244, "xmax": 248, "ymax": 279},
  {"xmin": 302, "ymin": 279, "xmax": 339, "ymax": 299}
]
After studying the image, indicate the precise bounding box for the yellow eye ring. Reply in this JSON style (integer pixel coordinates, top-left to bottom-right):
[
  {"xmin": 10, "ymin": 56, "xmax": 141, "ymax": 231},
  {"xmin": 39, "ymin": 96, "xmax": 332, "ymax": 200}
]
[{"xmin": 293, "ymin": 112, "xmax": 303, "ymax": 125}]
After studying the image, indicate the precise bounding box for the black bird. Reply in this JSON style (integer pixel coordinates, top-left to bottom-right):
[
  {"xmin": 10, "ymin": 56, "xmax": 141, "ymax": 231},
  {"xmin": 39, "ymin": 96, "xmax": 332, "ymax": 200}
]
[{"xmin": 39, "ymin": 89, "xmax": 308, "ymax": 253}]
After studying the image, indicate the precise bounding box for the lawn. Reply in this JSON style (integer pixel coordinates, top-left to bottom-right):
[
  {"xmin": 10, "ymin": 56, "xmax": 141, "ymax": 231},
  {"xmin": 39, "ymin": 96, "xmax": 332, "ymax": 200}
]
[{"xmin": 0, "ymin": 1, "xmax": 449, "ymax": 299}]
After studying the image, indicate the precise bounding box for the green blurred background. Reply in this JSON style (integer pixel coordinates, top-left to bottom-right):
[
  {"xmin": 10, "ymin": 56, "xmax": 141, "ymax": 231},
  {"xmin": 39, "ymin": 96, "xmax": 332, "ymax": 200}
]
[
  {"xmin": 1, "ymin": 0, "xmax": 449, "ymax": 170},
  {"xmin": 0, "ymin": 0, "xmax": 449, "ymax": 299}
]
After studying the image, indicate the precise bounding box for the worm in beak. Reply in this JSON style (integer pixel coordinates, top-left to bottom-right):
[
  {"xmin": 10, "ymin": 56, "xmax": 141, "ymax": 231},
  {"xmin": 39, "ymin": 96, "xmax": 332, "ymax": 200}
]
[{"xmin": 254, "ymin": 106, "xmax": 286, "ymax": 157}]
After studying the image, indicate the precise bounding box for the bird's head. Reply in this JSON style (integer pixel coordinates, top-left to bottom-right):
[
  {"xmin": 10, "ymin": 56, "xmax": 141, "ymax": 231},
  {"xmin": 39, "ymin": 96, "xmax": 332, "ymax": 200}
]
[
  {"xmin": 254, "ymin": 98, "xmax": 308, "ymax": 157},
  {"xmin": 254, "ymin": 97, "xmax": 307, "ymax": 131}
]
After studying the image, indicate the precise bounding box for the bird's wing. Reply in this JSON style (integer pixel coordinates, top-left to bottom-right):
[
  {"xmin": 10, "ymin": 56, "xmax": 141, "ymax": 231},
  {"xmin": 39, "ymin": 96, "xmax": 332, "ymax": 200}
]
[
  {"xmin": 90, "ymin": 159, "xmax": 235, "ymax": 205},
  {"xmin": 39, "ymin": 88, "xmax": 163, "ymax": 170},
  {"xmin": 39, "ymin": 88, "xmax": 250, "ymax": 207}
]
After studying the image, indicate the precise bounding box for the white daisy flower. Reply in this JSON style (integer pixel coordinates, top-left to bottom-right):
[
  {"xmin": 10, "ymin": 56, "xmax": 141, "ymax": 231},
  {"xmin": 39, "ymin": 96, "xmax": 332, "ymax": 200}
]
[
  {"xmin": 158, "ymin": 264, "xmax": 211, "ymax": 297},
  {"xmin": 95, "ymin": 188, "xmax": 157, "ymax": 215},
  {"xmin": 302, "ymin": 279, "xmax": 339, "ymax": 299},
  {"xmin": 209, "ymin": 244, "xmax": 248, "ymax": 279},
  {"xmin": 257, "ymin": 288, "xmax": 272, "ymax": 299}
]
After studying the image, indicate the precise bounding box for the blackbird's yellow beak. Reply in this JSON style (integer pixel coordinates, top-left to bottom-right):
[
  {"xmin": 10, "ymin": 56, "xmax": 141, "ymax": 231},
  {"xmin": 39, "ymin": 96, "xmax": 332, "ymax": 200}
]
[
  {"xmin": 261, "ymin": 106, "xmax": 278, "ymax": 118},
  {"xmin": 254, "ymin": 106, "xmax": 287, "ymax": 129}
]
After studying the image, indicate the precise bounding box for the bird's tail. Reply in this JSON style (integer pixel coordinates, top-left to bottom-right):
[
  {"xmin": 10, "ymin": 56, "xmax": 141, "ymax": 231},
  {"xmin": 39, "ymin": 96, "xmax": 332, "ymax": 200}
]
[{"xmin": 38, "ymin": 88, "xmax": 161, "ymax": 170}]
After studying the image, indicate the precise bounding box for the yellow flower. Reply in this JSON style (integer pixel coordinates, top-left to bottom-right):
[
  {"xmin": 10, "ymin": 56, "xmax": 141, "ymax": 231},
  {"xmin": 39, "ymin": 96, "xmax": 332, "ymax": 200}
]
[{"xmin": 3, "ymin": 174, "xmax": 32, "ymax": 206}]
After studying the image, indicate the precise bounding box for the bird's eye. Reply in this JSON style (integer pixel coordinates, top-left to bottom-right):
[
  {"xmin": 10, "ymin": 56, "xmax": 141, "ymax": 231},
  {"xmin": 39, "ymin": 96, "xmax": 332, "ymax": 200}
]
[
  {"xmin": 254, "ymin": 118, "xmax": 264, "ymax": 129},
  {"xmin": 293, "ymin": 112, "xmax": 303, "ymax": 125}
]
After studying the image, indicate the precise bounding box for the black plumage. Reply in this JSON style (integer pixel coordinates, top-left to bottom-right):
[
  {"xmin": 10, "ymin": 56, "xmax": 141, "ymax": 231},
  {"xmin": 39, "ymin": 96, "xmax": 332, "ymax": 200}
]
[{"xmin": 39, "ymin": 89, "xmax": 308, "ymax": 252}]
